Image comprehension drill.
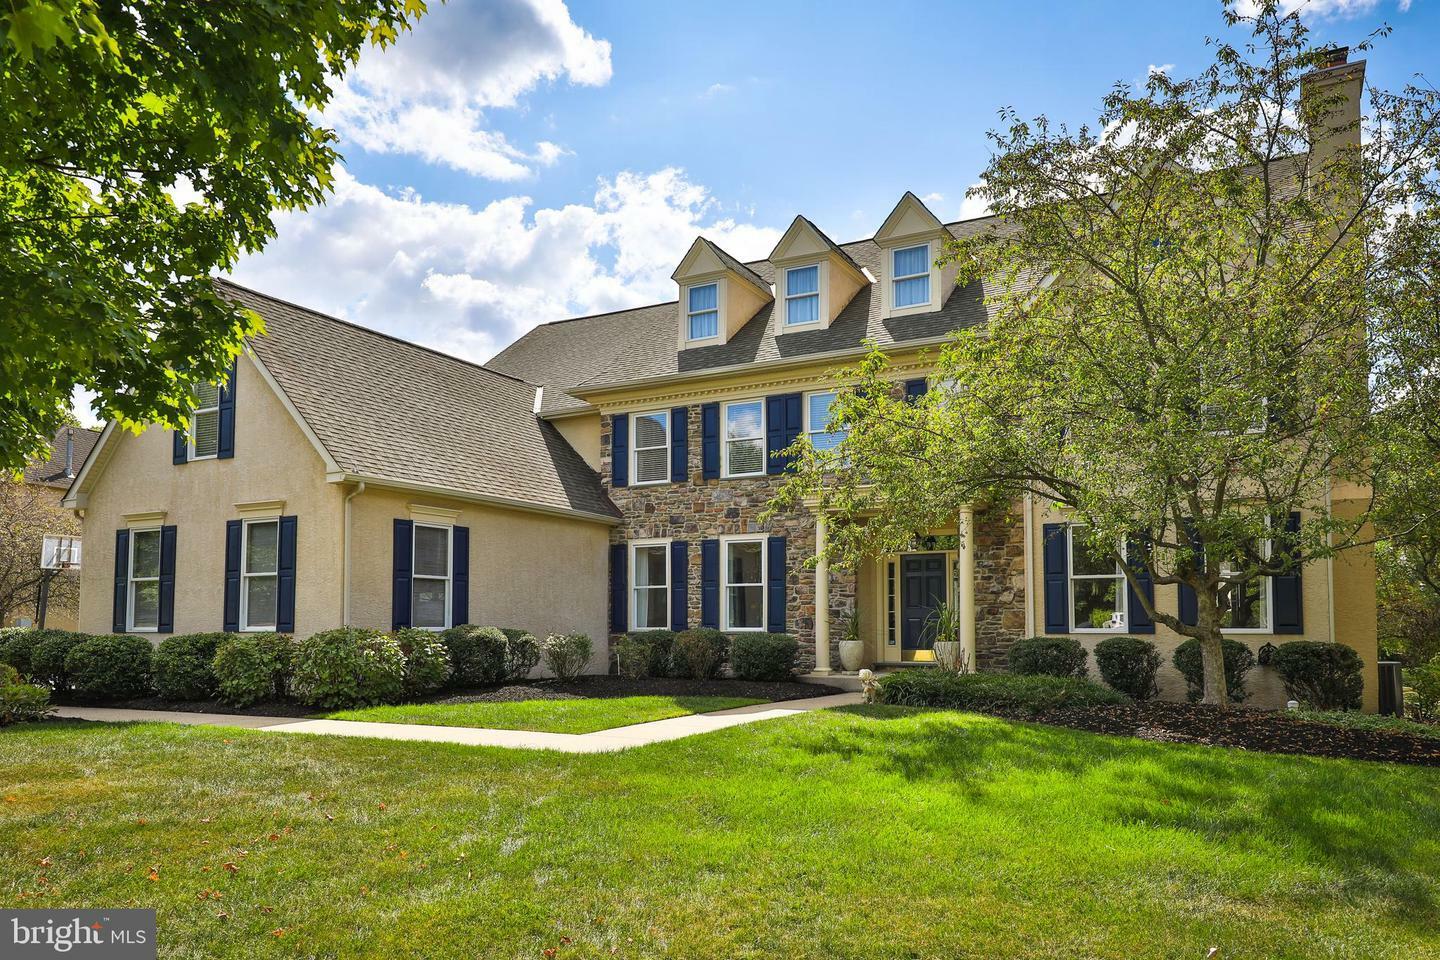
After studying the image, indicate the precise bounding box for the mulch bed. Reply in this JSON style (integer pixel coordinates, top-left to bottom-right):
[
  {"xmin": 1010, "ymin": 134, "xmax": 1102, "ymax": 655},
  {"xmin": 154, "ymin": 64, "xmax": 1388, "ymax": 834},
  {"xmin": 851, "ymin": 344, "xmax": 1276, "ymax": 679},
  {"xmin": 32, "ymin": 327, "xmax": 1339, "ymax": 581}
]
[
  {"xmin": 1003, "ymin": 701, "xmax": 1440, "ymax": 768},
  {"xmin": 53, "ymin": 675, "xmax": 845, "ymax": 720}
]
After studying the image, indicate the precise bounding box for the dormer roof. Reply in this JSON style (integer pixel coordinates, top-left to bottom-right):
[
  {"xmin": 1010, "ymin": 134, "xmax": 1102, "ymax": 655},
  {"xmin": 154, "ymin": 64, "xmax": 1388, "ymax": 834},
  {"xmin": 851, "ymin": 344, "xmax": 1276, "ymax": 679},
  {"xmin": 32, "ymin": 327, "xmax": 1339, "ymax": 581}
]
[
  {"xmin": 874, "ymin": 191, "xmax": 946, "ymax": 245},
  {"xmin": 672, "ymin": 236, "xmax": 773, "ymax": 299},
  {"xmin": 768, "ymin": 215, "xmax": 865, "ymax": 278}
]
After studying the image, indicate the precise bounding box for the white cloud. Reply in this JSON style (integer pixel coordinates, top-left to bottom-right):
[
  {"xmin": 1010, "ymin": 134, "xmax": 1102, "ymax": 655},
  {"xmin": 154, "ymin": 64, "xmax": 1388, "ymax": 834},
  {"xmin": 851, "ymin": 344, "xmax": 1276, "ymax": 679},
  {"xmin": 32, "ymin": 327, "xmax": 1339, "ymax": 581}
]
[
  {"xmin": 1147, "ymin": 63, "xmax": 1175, "ymax": 77},
  {"xmin": 920, "ymin": 192, "xmax": 945, "ymax": 205},
  {"xmin": 958, "ymin": 182, "xmax": 991, "ymax": 220},
  {"xmin": 326, "ymin": 0, "xmax": 612, "ymax": 178},
  {"xmin": 229, "ymin": 167, "xmax": 780, "ymax": 364},
  {"xmin": 701, "ymin": 82, "xmax": 736, "ymax": 100},
  {"xmin": 1231, "ymin": 0, "xmax": 1382, "ymax": 19}
]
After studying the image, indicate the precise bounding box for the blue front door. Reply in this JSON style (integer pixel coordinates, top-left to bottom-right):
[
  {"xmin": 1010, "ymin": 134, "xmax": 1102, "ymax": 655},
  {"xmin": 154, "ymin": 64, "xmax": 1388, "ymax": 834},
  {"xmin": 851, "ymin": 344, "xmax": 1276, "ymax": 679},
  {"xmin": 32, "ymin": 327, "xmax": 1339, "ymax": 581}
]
[{"xmin": 901, "ymin": 554, "xmax": 947, "ymax": 652}]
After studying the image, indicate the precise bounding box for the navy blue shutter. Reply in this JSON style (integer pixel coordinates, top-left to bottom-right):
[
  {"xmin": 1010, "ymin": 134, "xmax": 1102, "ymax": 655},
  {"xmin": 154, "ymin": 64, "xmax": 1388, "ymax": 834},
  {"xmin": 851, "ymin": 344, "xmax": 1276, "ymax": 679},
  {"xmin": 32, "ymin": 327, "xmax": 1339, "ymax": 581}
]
[
  {"xmin": 392, "ymin": 519, "xmax": 413, "ymax": 629},
  {"xmin": 276, "ymin": 516, "xmax": 297, "ymax": 633},
  {"xmin": 157, "ymin": 525, "xmax": 176, "ymax": 634},
  {"xmin": 112, "ymin": 529, "xmax": 129, "ymax": 632},
  {"xmin": 766, "ymin": 536, "xmax": 787, "ymax": 633},
  {"xmin": 223, "ymin": 520, "xmax": 242, "ymax": 631},
  {"xmin": 700, "ymin": 539, "xmax": 720, "ymax": 629},
  {"xmin": 670, "ymin": 541, "xmax": 689, "ymax": 631},
  {"xmin": 172, "ymin": 428, "xmax": 187, "ymax": 465},
  {"xmin": 1125, "ymin": 534, "xmax": 1155, "ymax": 634},
  {"xmin": 904, "ymin": 378, "xmax": 928, "ymax": 402},
  {"xmin": 701, "ymin": 403, "xmax": 720, "ymax": 480},
  {"xmin": 1042, "ymin": 523, "xmax": 1069, "ymax": 634},
  {"xmin": 1179, "ymin": 523, "xmax": 1202, "ymax": 627},
  {"xmin": 1272, "ymin": 511, "xmax": 1303, "ymax": 634},
  {"xmin": 217, "ymin": 357, "xmax": 237, "ymax": 459},
  {"xmin": 611, "ymin": 415, "xmax": 629, "ymax": 487},
  {"xmin": 670, "ymin": 406, "xmax": 689, "ymax": 483},
  {"xmin": 765, "ymin": 393, "xmax": 803, "ymax": 475},
  {"xmin": 609, "ymin": 543, "xmax": 627, "ymax": 633},
  {"xmin": 450, "ymin": 525, "xmax": 469, "ymax": 627}
]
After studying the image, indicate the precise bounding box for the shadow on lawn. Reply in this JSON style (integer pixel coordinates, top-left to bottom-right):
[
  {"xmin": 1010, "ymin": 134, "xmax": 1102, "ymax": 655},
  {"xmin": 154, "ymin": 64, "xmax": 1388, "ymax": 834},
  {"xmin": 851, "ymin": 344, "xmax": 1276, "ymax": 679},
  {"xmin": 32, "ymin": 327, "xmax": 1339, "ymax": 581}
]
[{"xmin": 802, "ymin": 705, "xmax": 1440, "ymax": 922}]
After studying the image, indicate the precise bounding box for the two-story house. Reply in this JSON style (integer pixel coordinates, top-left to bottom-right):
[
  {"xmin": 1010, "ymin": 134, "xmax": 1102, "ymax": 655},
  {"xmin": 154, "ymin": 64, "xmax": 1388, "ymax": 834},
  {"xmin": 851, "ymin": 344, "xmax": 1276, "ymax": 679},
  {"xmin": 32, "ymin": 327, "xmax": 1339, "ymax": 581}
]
[{"xmin": 64, "ymin": 55, "xmax": 1378, "ymax": 707}]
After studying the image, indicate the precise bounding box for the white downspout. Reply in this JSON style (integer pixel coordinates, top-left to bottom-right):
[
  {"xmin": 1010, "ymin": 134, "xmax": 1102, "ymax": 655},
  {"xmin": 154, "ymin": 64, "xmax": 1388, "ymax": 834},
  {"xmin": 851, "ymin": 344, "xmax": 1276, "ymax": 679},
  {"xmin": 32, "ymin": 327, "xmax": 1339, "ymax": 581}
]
[
  {"xmin": 1325, "ymin": 482, "xmax": 1336, "ymax": 644},
  {"xmin": 343, "ymin": 480, "xmax": 366, "ymax": 626}
]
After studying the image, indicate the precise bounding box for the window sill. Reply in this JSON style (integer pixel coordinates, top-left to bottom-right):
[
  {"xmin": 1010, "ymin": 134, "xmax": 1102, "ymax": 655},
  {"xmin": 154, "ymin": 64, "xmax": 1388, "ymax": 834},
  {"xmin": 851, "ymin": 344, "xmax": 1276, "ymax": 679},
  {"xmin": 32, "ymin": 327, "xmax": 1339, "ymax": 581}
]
[
  {"xmin": 722, "ymin": 471, "xmax": 765, "ymax": 480},
  {"xmin": 684, "ymin": 336, "xmax": 722, "ymax": 348},
  {"xmin": 724, "ymin": 626, "xmax": 766, "ymax": 633},
  {"xmin": 1221, "ymin": 628, "xmax": 1273, "ymax": 635},
  {"xmin": 186, "ymin": 454, "xmax": 219, "ymax": 463},
  {"xmin": 1072, "ymin": 627, "xmax": 1127, "ymax": 634},
  {"xmin": 127, "ymin": 627, "xmax": 159, "ymax": 634},
  {"xmin": 630, "ymin": 478, "xmax": 671, "ymax": 488}
]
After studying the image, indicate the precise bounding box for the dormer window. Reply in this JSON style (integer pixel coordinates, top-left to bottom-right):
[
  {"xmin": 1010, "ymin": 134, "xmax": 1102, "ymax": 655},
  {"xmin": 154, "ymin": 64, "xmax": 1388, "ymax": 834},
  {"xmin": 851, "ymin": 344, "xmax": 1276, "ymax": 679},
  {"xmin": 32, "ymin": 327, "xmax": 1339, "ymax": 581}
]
[
  {"xmin": 784, "ymin": 265, "xmax": 820, "ymax": 326},
  {"xmin": 687, "ymin": 283, "xmax": 719, "ymax": 341},
  {"xmin": 892, "ymin": 243, "xmax": 931, "ymax": 308}
]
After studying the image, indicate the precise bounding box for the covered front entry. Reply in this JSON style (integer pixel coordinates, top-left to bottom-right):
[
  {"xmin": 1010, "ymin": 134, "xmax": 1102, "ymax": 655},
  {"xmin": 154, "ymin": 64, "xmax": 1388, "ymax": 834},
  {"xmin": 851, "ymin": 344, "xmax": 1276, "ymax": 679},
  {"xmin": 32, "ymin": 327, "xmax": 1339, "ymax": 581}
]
[{"xmin": 900, "ymin": 553, "xmax": 948, "ymax": 660}]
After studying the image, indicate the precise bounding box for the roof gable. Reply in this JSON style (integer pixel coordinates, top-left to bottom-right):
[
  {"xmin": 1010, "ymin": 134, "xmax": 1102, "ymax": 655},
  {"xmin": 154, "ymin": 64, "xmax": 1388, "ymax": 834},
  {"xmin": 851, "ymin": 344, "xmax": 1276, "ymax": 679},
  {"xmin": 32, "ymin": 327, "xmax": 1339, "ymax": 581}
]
[{"xmin": 875, "ymin": 191, "xmax": 946, "ymax": 245}]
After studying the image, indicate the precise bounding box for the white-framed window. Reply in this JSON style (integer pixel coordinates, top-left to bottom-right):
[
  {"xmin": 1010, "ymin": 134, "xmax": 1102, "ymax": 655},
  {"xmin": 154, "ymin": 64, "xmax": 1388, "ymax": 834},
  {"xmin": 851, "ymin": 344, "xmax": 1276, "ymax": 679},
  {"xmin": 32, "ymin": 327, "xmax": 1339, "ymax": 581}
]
[
  {"xmin": 687, "ymin": 283, "xmax": 719, "ymax": 341},
  {"xmin": 631, "ymin": 540, "xmax": 670, "ymax": 630},
  {"xmin": 1068, "ymin": 527, "xmax": 1126, "ymax": 632},
  {"xmin": 189, "ymin": 381, "xmax": 221, "ymax": 460},
  {"xmin": 1220, "ymin": 536, "xmax": 1272, "ymax": 632},
  {"xmin": 723, "ymin": 399, "xmax": 765, "ymax": 477},
  {"xmin": 240, "ymin": 518, "xmax": 279, "ymax": 631},
  {"xmin": 722, "ymin": 536, "xmax": 766, "ymax": 632},
  {"xmin": 127, "ymin": 527, "xmax": 161, "ymax": 632},
  {"xmin": 805, "ymin": 390, "xmax": 847, "ymax": 453},
  {"xmin": 412, "ymin": 523, "xmax": 452, "ymax": 630},
  {"xmin": 784, "ymin": 265, "xmax": 820, "ymax": 326},
  {"xmin": 892, "ymin": 243, "xmax": 931, "ymax": 308},
  {"xmin": 631, "ymin": 410, "xmax": 670, "ymax": 485}
]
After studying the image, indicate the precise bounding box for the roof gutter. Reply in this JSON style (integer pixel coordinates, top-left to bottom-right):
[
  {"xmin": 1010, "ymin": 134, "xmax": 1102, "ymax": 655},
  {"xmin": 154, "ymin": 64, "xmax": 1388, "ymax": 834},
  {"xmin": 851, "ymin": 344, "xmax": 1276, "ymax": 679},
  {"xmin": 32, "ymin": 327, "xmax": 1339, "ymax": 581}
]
[
  {"xmin": 325, "ymin": 471, "xmax": 621, "ymax": 527},
  {"xmin": 566, "ymin": 332, "xmax": 958, "ymax": 401}
]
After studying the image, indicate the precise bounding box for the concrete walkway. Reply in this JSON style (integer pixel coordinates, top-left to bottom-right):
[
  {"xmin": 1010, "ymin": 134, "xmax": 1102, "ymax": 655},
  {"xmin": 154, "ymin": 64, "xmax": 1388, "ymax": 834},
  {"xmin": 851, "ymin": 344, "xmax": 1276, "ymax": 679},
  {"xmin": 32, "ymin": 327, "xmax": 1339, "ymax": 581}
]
[{"xmin": 51, "ymin": 692, "xmax": 862, "ymax": 754}]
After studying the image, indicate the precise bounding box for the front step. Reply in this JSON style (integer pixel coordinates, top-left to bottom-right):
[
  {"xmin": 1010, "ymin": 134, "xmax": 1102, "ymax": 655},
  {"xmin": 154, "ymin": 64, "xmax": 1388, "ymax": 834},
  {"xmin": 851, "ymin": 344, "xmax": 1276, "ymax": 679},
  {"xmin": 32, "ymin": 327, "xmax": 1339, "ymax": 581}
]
[{"xmin": 796, "ymin": 664, "xmax": 930, "ymax": 692}]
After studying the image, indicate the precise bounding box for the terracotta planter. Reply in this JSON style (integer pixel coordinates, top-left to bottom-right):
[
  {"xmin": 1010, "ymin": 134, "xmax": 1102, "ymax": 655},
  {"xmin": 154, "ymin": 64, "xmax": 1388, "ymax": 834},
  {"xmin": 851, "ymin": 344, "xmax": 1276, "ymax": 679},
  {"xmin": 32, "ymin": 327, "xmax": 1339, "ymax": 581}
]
[{"xmin": 838, "ymin": 639, "xmax": 866, "ymax": 673}]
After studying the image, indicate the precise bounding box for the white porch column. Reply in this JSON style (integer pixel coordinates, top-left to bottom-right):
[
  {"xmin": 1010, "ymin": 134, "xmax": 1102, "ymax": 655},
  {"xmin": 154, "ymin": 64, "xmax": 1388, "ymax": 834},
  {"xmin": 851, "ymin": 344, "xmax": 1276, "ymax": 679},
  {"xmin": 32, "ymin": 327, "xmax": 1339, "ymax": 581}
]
[
  {"xmin": 813, "ymin": 511, "xmax": 833, "ymax": 674},
  {"xmin": 958, "ymin": 505, "xmax": 977, "ymax": 671}
]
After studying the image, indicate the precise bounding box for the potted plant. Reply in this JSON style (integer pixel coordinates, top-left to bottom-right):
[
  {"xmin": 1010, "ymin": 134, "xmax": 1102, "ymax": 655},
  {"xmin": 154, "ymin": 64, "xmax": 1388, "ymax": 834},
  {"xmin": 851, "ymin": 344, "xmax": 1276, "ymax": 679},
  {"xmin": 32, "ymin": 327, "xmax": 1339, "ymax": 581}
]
[
  {"xmin": 837, "ymin": 610, "xmax": 866, "ymax": 673},
  {"xmin": 927, "ymin": 602, "xmax": 969, "ymax": 673}
]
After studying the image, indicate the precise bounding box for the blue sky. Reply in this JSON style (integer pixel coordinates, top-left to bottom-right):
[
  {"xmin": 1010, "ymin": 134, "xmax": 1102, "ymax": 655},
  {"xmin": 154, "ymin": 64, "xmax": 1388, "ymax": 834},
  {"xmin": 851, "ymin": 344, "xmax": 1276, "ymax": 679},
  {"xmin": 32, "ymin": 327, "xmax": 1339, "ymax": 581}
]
[{"xmin": 226, "ymin": 0, "xmax": 1435, "ymax": 367}]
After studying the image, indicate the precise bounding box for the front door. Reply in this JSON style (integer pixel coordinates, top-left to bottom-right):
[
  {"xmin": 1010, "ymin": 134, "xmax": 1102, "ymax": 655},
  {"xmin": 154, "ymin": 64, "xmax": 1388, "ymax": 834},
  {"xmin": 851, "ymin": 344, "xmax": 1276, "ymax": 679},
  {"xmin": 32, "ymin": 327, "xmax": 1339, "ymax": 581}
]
[{"xmin": 900, "ymin": 553, "xmax": 947, "ymax": 655}]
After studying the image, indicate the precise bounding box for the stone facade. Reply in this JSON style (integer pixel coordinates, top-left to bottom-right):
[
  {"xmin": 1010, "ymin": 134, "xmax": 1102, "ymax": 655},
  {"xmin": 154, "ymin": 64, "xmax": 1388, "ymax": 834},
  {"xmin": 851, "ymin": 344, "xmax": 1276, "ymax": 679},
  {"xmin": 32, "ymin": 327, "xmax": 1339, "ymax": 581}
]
[{"xmin": 602, "ymin": 406, "xmax": 1029, "ymax": 672}]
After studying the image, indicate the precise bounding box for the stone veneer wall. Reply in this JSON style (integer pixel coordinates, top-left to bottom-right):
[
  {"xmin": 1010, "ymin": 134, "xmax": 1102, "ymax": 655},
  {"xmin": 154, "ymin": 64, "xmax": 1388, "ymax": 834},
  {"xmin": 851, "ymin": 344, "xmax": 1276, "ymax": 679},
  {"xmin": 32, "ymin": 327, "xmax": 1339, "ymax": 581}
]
[{"xmin": 602, "ymin": 407, "xmax": 1028, "ymax": 672}]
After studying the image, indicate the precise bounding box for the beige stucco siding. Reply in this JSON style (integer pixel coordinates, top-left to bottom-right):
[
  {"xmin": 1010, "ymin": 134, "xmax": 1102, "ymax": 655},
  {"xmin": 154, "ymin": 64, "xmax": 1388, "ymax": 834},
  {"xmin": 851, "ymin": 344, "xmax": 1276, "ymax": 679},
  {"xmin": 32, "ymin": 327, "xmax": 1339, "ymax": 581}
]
[
  {"xmin": 550, "ymin": 413, "xmax": 601, "ymax": 471},
  {"xmin": 347, "ymin": 486, "xmax": 611, "ymax": 670},
  {"xmin": 1025, "ymin": 501, "xmax": 1378, "ymax": 710},
  {"xmin": 76, "ymin": 353, "xmax": 345, "ymax": 638}
]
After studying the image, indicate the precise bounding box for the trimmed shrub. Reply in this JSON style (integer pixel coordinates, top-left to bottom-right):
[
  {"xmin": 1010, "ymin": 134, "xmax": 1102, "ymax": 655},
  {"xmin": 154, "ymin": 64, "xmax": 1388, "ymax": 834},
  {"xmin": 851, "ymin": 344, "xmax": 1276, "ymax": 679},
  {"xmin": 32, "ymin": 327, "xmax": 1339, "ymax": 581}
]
[
  {"xmin": 26, "ymin": 630, "xmax": 90, "ymax": 690},
  {"xmin": 1007, "ymin": 636, "xmax": 1089, "ymax": 679},
  {"xmin": 292, "ymin": 628, "xmax": 405, "ymax": 709},
  {"xmin": 614, "ymin": 635, "xmax": 653, "ymax": 679},
  {"xmin": 542, "ymin": 633, "xmax": 593, "ymax": 681},
  {"xmin": 440, "ymin": 625, "xmax": 508, "ymax": 687},
  {"xmin": 1271, "ymin": 641, "xmax": 1364, "ymax": 711},
  {"xmin": 0, "ymin": 681, "xmax": 52, "ymax": 724},
  {"xmin": 393, "ymin": 628, "xmax": 452, "ymax": 697},
  {"xmin": 630, "ymin": 630, "xmax": 675, "ymax": 677},
  {"xmin": 877, "ymin": 670, "xmax": 1127, "ymax": 713},
  {"xmin": 212, "ymin": 633, "xmax": 293, "ymax": 706},
  {"xmin": 1173, "ymin": 637, "xmax": 1256, "ymax": 703},
  {"xmin": 65, "ymin": 634, "xmax": 154, "ymax": 700},
  {"xmin": 1094, "ymin": 636, "xmax": 1162, "ymax": 701},
  {"xmin": 729, "ymin": 633, "xmax": 798, "ymax": 681},
  {"xmin": 671, "ymin": 629, "xmax": 727, "ymax": 680},
  {"xmin": 500, "ymin": 628, "xmax": 542, "ymax": 682},
  {"xmin": 0, "ymin": 663, "xmax": 18, "ymax": 686},
  {"xmin": 153, "ymin": 633, "xmax": 227, "ymax": 701},
  {"xmin": 0, "ymin": 628, "xmax": 43, "ymax": 678}
]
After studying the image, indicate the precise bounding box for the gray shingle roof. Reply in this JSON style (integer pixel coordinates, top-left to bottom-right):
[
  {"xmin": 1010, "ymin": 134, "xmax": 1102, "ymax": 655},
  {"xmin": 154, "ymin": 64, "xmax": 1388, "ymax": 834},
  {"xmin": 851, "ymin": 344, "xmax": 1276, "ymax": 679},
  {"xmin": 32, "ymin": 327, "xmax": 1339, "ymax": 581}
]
[
  {"xmin": 25, "ymin": 426, "xmax": 101, "ymax": 488},
  {"xmin": 489, "ymin": 215, "xmax": 1016, "ymax": 406},
  {"xmin": 220, "ymin": 280, "xmax": 618, "ymax": 522}
]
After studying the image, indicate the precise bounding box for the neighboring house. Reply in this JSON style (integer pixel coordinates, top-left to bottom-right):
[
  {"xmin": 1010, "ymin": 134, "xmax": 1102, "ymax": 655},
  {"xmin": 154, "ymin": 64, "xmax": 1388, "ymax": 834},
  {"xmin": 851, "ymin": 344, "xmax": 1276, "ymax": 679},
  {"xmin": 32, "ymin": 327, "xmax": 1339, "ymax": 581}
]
[
  {"xmin": 4, "ymin": 425, "xmax": 97, "ymax": 629},
  {"xmin": 64, "ymin": 55, "xmax": 1377, "ymax": 706},
  {"xmin": 63, "ymin": 288, "xmax": 616, "ymax": 668}
]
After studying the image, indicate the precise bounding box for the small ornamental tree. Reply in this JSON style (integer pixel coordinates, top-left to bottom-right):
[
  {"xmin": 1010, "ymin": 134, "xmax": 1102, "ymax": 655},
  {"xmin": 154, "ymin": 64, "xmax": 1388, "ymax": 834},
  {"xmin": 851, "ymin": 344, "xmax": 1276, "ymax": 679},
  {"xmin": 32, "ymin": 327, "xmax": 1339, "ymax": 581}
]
[{"xmin": 772, "ymin": 4, "xmax": 1440, "ymax": 708}]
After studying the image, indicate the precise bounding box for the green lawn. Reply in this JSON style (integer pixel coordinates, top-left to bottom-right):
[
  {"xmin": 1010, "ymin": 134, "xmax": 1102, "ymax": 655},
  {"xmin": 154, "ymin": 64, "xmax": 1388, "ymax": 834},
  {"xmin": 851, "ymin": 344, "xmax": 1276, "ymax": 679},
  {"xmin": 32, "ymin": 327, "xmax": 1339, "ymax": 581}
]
[
  {"xmin": 318, "ymin": 694, "xmax": 764, "ymax": 733},
  {"xmin": 3, "ymin": 707, "xmax": 1439, "ymax": 958}
]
